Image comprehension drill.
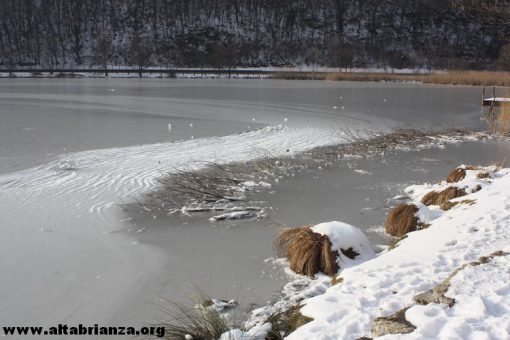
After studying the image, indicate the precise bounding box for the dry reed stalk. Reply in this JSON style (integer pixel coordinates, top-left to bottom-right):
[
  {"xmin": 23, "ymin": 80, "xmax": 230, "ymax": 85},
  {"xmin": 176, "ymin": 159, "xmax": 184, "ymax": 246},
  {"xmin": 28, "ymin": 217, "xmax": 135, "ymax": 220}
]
[
  {"xmin": 496, "ymin": 103, "xmax": 510, "ymax": 134},
  {"xmin": 384, "ymin": 204, "xmax": 419, "ymax": 237},
  {"xmin": 274, "ymin": 70, "xmax": 510, "ymax": 87}
]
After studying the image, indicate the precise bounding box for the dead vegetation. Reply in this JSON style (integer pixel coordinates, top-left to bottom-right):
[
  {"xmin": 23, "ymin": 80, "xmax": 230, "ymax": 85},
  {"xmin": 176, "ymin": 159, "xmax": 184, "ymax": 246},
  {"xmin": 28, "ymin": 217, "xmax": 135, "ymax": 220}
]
[
  {"xmin": 445, "ymin": 165, "xmax": 480, "ymax": 183},
  {"xmin": 384, "ymin": 204, "xmax": 419, "ymax": 237},
  {"xmin": 331, "ymin": 276, "xmax": 344, "ymax": 286},
  {"xmin": 307, "ymin": 128, "xmax": 474, "ymax": 163},
  {"xmin": 145, "ymin": 156, "xmax": 301, "ymax": 213},
  {"xmin": 156, "ymin": 290, "xmax": 237, "ymax": 340},
  {"xmin": 440, "ymin": 199, "xmax": 476, "ymax": 211},
  {"xmin": 421, "ymin": 187, "xmax": 467, "ymax": 206},
  {"xmin": 266, "ymin": 304, "xmax": 313, "ymax": 340},
  {"xmin": 273, "ymin": 70, "xmax": 510, "ymax": 87},
  {"xmin": 496, "ymin": 103, "xmax": 510, "ymax": 135},
  {"xmin": 274, "ymin": 226, "xmax": 339, "ymax": 277},
  {"xmin": 139, "ymin": 128, "xmax": 479, "ymax": 216},
  {"xmin": 486, "ymin": 102, "xmax": 510, "ymax": 135}
]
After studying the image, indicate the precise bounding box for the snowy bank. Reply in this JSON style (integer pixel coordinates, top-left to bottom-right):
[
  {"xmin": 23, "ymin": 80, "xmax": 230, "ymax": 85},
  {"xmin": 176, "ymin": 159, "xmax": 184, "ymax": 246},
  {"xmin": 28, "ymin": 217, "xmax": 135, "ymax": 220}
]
[{"xmin": 241, "ymin": 164, "xmax": 510, "ymax": 339}]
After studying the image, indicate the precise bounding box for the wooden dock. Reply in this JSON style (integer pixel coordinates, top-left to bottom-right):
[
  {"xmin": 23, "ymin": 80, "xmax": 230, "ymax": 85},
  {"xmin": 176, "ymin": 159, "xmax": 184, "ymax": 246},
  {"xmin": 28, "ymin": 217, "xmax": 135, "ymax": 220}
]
[
  {"xmin": 482, "ymin": 97, "xmax": 510, "ymax": 106},
  {"xmin": 481, "ymin": 86, "xmax": 510, "ymax": 106}
]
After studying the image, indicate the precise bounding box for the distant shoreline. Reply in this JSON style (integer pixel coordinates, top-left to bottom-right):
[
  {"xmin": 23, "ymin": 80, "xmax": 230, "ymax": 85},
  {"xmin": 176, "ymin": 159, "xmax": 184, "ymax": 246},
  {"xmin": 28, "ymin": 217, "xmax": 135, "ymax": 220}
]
[{"xmin": 1, "ymin": 68, "xmax": 509, "ymax": 87}]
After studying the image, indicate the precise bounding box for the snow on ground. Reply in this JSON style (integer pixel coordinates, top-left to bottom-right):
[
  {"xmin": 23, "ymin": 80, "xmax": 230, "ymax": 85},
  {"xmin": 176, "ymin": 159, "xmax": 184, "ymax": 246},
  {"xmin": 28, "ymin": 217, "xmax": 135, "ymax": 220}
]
[{"xmin": 278, "ymin": 166, "xmax": 510, "ymax": 339}]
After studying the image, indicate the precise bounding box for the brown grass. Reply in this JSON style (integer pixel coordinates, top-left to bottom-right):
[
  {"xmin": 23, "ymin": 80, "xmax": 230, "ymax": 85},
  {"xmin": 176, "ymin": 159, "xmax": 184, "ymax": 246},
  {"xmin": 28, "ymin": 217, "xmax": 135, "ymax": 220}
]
[
  {"xmin": 496, "ymin": 103, "xmax": 510, "ymax": 134},
  {"xmin": 446, "ymin": 168, "xmax": 466, "ymax": 183},
  {"xmin": 384, "ymin": 204, "xmax": 419, "ymax": 237},
  {"xmin": 272, "ymin": 70, "xmax": 510, "ymax": 87},
  {"xmin": 331, "ymin": 276, "xmax": 344, "ymax": 286},
  {"xmin": 275, "ymin": 226, "xmax": 339, "ymax": 277},
  {"xmin": 421, "ymin": 187, "xmax": 467, "ymax": 206},
  {"xmin": 446, "ymin": 165, "xmax": 480, "ymax": 183},
  {"xmin": 266, "ymin": 305, "xmax": 313, "ymax": 340},
  {"xmin": 440, "ymin": 199, "xmax": 476, "ymax": 211}
]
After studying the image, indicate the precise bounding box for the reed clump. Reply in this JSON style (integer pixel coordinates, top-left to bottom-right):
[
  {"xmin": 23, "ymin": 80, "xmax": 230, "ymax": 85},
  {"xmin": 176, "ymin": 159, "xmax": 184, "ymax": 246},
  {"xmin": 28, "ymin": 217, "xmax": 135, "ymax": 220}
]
[
  {"xmin": 266, "ymin": 305, "xmax": 313, "ymax": 340},
  {"xmin": 156, "ymin": 290, "xmax": 235, "ymax": 340},
  {"xmin": 446, "ymin": 165, "xmax": 480, "ymax": 183},
  {"xmin": 421, "ymin": 187, "xmax": 467, "ymax": 206},
  {"xmin": 274, "ymin": 226, "xmax": 339, "ymax": 277},
  {"xmin": 440, "ymin": 199, "xmax": 476, "ymax": 211},
  {"xmin": 384, "ymin": 204, "xmax": 419, "ymax": 237}
]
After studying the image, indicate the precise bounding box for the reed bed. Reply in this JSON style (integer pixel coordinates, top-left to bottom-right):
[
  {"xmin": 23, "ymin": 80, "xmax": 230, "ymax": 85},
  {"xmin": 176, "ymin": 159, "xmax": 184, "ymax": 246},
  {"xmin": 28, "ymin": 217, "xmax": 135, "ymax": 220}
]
[
  {"xmin": 272, "ymin": 70, "xmax": 510, "ymax": 87},
  {"xmin": 496, "ymin": 103, "xmax": 510, "ymax": 134}
]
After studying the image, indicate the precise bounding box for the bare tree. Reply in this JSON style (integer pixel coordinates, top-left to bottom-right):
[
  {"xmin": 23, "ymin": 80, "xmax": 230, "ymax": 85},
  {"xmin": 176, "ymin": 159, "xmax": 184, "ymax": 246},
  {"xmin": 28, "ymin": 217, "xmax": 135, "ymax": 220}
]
[
  {"xmin": 453, "ymin": 0, "xmax": 510, "ymax": 29},
  {"xmin": 129, "ymin": 34, "xmax": 152, "ymax": 77},
  {"xmin": 93, "ymin": 31, "xmax": 112, "ymax": 75}
]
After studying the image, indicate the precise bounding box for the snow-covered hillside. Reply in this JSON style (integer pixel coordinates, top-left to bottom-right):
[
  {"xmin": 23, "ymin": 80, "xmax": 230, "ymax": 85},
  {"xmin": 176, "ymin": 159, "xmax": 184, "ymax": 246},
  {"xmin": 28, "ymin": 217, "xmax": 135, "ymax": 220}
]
[{"xmin": 0, "ymin": 0, "xmax": 502, "ymax": 70}]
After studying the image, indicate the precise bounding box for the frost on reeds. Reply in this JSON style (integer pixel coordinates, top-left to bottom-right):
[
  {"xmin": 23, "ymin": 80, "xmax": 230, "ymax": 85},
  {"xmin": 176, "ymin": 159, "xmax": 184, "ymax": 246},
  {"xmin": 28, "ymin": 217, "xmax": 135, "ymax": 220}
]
[
  {"xmin": 384, "ymin": 204, "xmax": 419, "ymax": 237},
  {"xmin": 304, "ymin": 128, "xmax": 474, "ymax": 163},
  {"xmin": 148, "ymin": 155, "xmax": 301, "ymax": 213},
  {"xmin": 420, "ymin": 187, "xmax": 467, "ymax": 206},
  {"xmin": 143, "ymin": 128, "xmax": 478, "ymax": 215}
]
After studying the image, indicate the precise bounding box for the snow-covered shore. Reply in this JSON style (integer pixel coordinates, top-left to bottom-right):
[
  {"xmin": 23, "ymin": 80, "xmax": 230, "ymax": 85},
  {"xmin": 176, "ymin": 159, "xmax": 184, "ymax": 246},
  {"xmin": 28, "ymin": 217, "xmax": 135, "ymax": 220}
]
[{"xmin": 253, "ymin": 165, "xmax": 510, "ymax": 339}]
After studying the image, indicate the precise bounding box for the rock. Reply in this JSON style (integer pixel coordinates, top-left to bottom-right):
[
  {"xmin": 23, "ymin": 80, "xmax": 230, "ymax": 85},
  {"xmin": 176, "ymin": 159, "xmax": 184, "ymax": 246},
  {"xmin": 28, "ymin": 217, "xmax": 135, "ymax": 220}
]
[{"xmin": 371, "ymin": 308, "xmax": 416, "ymax": 337}]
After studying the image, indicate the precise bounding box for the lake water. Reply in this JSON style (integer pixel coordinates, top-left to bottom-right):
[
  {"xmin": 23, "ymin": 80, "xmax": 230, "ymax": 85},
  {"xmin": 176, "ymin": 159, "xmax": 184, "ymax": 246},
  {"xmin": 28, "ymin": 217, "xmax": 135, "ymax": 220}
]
[{"xmin": 0, "ymin": 78, "xmax": 496, "ymax": 335}]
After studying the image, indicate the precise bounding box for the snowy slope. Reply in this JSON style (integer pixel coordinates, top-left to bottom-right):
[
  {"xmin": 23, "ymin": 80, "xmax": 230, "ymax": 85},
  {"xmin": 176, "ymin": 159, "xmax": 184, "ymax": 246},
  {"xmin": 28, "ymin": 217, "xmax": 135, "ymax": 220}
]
[{"xmin": 286, "ymin": 167, "xmax": 510, "ymax": 339}]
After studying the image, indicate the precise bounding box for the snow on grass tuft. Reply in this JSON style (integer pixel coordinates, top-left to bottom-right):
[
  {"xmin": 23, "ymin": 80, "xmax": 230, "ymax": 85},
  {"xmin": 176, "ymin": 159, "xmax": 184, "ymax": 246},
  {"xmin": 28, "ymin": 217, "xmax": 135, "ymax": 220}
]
[{"xmin": 311, "ymin": 221, "xmax": 375, "ymax": 269}]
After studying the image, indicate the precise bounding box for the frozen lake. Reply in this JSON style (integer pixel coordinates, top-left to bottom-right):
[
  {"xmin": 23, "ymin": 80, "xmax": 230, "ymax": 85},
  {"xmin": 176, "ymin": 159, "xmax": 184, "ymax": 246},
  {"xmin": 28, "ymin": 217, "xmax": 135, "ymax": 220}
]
[
  {"xmin": 0, "ymin": 79, "xmax": 494, "ymax": 335},
  {"xmin": 0, "ymin": 79, "xmax": 484, "ymax": 173}
]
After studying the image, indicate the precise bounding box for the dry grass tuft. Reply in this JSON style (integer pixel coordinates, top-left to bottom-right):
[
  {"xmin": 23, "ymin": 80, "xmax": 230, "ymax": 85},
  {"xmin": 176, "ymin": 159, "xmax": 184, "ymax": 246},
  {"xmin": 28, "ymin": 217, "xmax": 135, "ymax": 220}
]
[
  {"xmin": 156, "ymin": 289, "xmax": 235, "ymax": 340},
  {"xmin": 266, "ymin": 304, "xmax": 313, "ymax": 340},
  {"xmin": 440, "ymin": 199, "xmax": 476, "ymax": 211},
  {"xmin": 384, "ymin": 204, "xmax": 419, "ymax": 237},
  {"xmin": 331, "ymin": 276, "xmax": 344, "ymax": 286},
  {"xmin": 446, "ymin": 168, "xmax": 466, "ymax": 183},
  {"xmin": 446, "ymin": 165, "xmax": 479, "ymax": 183},
  {"xmin": 421, "ymin": 187, "xmax": 467, "ymax": 206},
  {"xmin": 275, "ymin": 226, "xmax": 339, "ymax": 277}
]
